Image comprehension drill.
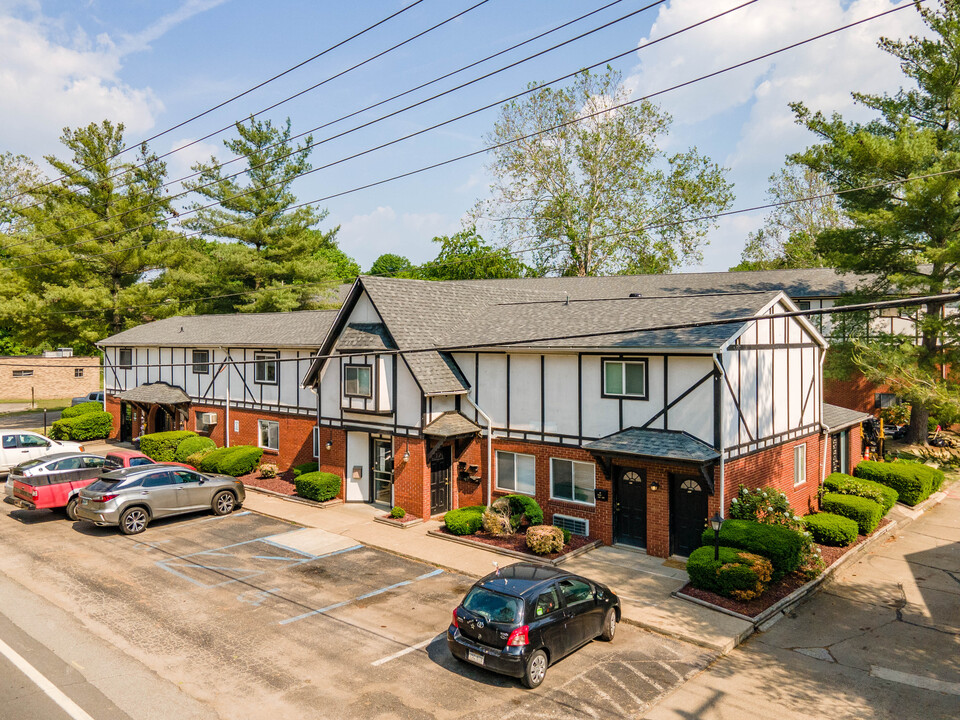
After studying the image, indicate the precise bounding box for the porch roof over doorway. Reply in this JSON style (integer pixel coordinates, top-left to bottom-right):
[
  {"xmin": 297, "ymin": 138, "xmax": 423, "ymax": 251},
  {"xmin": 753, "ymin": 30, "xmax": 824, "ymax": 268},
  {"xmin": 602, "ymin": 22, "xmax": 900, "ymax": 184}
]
[
  {"xmin": 119, "ymin": 382, "xmax": 190, "ymax": 405},
  {"xmin": 584, "ymin": 428, "xmax": 720, "ymax": 464},
  {"xmin": 422, "ymin": 412, "xmax": 481, "ymax": 438}
]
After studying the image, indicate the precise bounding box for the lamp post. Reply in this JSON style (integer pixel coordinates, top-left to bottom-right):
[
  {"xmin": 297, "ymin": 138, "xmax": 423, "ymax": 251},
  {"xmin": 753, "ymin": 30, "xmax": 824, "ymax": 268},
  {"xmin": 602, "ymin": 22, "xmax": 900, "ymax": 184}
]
[{"xmin": 710, "ymin": 513, "xmax": 724, "ymax": 561}]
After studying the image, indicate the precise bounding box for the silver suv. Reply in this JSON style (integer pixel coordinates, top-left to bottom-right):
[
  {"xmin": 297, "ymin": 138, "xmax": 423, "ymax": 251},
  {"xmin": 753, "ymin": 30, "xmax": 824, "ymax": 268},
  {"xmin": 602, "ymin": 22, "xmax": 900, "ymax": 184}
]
[{"xmin": 75, "ymin": 466, "xmax": 245, "ymax": 534}]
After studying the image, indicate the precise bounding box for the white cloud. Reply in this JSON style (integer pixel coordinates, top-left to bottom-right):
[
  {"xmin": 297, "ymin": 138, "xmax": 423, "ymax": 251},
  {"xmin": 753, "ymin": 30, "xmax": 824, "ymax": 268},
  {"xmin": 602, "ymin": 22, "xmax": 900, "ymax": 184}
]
[{"xmin": 336, "ymin": 206, "xmax": 458, "ymax": 270}]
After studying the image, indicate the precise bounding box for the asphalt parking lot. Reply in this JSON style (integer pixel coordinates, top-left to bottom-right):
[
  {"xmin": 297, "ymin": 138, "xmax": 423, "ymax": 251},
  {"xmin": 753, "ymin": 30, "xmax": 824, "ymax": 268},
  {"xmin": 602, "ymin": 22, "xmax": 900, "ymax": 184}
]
[{"xmin": 0, "ymin": 501, "xmax": 711, "ymax": 719}]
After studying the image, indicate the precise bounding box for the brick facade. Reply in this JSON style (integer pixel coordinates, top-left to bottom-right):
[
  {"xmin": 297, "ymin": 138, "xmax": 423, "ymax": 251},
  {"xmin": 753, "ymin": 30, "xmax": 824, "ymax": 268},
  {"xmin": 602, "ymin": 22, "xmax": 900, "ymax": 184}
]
[
  {"xmin": 0, "ymin": 356, "xmax": 100, "ymax": 400},
  {"xmin": 824, "ymin": 369, "xmax": 890, "ymax": 415}
]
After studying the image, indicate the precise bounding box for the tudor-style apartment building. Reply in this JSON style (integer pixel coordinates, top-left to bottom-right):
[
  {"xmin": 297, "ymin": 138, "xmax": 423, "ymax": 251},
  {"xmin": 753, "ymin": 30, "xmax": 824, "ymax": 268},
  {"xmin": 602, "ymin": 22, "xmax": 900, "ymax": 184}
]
[{"xmin": 99, "ymin": 270, "xmax": 875, "ymax": 558}]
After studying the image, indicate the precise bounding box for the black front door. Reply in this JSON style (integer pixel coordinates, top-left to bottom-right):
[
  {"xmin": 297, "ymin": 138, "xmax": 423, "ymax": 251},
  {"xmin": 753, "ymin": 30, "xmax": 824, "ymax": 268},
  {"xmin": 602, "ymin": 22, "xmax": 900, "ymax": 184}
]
[
  {"xmin": 120, "ymin": 403, "xmax": 133, "ymax": 443},
  {"xmin": 614, "ymin": 468, "xmax": 647, "ymax": 548},
  {"xmin": 429, "ymin": 445, "xmax": 452, "ymax": 516},
  {"xmin": 670, "ymin": 474, "xmax": 708, "ymax": 557}
]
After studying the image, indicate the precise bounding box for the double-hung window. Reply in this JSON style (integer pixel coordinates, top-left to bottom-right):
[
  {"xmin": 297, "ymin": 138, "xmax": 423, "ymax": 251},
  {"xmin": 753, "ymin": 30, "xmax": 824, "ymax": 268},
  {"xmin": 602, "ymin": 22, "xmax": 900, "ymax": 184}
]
[
  {"xmin": 118, "ymin": 348, "xmax": 133, "ymax": 369},
  {"xmin": 343, "ymin": 364, "xmax": 372, "ymax": 398},
  {"xmin": 255, "ymin": 352, "xmax": 278, "ymax": 385},
  {"xmin": 550, "ymin": 458, "xmax": 595, "ymax": 505},
  {"xmin": 602, "ymin": 359, "xmax": 647, "ymax": 398},
  {"xmin": 496, "ymin": 451, "xmax": 536, "ymax": 495},
  {"xmin": 258, "ymin": 419, "xmax": 279, "ymax": 451},
  {"xmin": 192, "ymin": 349, "xmax": 210, "ymax": 375},
  {"xmin": 794, "ymin": 443, "xmax": 807, "ymax": 487}
]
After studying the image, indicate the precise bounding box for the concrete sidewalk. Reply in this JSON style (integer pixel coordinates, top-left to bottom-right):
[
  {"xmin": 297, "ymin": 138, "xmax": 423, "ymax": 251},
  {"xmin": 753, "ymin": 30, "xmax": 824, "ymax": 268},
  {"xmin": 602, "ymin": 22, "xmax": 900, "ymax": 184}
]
[{"xmin": 242, "ymin": 491, "xmax": 753, "ymax": 653}]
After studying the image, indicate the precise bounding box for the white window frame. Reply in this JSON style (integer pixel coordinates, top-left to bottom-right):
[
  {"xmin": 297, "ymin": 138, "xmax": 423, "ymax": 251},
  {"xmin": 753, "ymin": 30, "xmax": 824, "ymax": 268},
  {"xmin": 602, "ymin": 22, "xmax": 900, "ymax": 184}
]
[
  {"xmin": 254, "ymin": 352, "xmax": 279, "ymax": 385},
  {"xmin": 74, "ymin": 368, "xmax": 84, "ymax": 378},
  {"xmin": 550, "ymin": 458, "xmax": 596, "ymax": 506},
  {"xmin": 312, "ymin": 427, "xmax": 320, "ymax": 458},
  {"xmin": 495, "ymin": 450, "xmax": 536, "ymax": 496},
  {"xmin": 12, "ymin": 369, "xmax": 33, "ymax": 378},
  {"xmin": 553, "ymin": 513, "xmax": 589, "ymax": 537},
  {"xmin": 343, "ymin": 364, "xmax": 373, "ymax": 398},
  {"xmin": 192, "ymin": 349, "xmax": 210, "ymax": 375},
  {"xmin": 258, "ymin": 419, "xmax": 280, "ymax": 452},
  {"xmin": 118, "ymin": 348, "xmax": 133, "ymax": 369},
  {"xmin": 602, "ymin": 358, "xmax": 648, "ymax": 399},
  {"xmin": 794, "ymin": 443, "xmax": 807, "ymax": 487}
]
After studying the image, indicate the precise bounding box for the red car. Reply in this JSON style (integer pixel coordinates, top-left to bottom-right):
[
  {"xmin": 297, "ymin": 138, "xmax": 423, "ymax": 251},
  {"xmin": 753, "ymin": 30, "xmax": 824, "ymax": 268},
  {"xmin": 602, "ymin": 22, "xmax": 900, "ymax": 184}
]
[{"xmin": 104, "ymin": 450, "xmax": 195, "ymax": 471}]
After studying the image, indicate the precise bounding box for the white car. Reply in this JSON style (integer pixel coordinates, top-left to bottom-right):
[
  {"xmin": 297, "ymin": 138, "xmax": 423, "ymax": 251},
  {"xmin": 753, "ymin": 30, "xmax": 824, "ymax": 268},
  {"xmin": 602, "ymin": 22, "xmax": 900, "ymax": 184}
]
[{"xmin": 2, "ymin": 431, "xmax": 85, "ymax": 496}]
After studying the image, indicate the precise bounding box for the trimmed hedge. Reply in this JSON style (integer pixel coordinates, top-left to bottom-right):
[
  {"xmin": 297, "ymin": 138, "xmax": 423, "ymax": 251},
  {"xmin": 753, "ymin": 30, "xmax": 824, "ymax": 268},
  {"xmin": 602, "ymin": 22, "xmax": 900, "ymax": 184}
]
[
  {"xmin": 49, "ymin": 411, "xmax": 113, "ymax": 441},
  {"xmin": 701, "ymin": 519, "xmax": 806, "ymax": 580},
  {"xmin": 854, "ymin": 460, "xmax": 941, "ymax": 506},
  {"xmin": 820, "ymin": 493, "xmax": 883, "ymax": 535},
  {"xmin": 174, "ymin": 436, "xmax": 216, "ymax": 463},
  {"xmin": 198, "ymin": 445, "xmax": 264, "ymax": 476},
  {"xmin": 294, "ymin": 472, "xmax": 341, "ymax": 502},
  {"xmin": 803, "ymin": 512, "xmax": 859, "ymax": 546},
  {"xmin": 60, "ymin": 401, "xmax": 103, "ymax": 419},
  {"xmin": 526, "ymin": 525, "xmax": 564, "ymax": 555},
  {"xmin": 501, "ymin": 494, "xmax": 544, "ymax": 526},
  {"xmin": 139, "ymin": 431, "xmax": 197, "ymax": 462},
  {"xmin": 687, "ymin": 546, "xmax": 774, "ymax": 600},
  {"xmin": 824, "ymin": 472, "xmax": 898, "ymax": 514},
  {"xmin": 292, "ymin": 462, "xmax": 319, "ymax": 478},
  {"xmin": 444, "ymin": 505, "xmax": 486, "ymax": 535}
]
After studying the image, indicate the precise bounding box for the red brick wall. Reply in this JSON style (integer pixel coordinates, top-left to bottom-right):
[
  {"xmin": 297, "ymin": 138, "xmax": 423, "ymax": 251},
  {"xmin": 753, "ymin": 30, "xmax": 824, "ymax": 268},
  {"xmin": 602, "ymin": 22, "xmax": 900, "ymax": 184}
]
[
  {"xmin": 824, "ymin": 368, "xmax": 889, "ymax": 415},
  {"xmin": 316, "ymin": 427, "xmax": 346, "ymax": 500}
]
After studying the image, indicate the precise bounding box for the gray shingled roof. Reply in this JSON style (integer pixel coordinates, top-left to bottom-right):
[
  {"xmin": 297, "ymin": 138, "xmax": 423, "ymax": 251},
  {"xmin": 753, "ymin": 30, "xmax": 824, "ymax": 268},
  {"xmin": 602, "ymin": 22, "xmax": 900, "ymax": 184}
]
[
  {"xmin": 98, "ymin": 309, "xmax": 337, "ymax": 349},
  {"xmin": 423, "ymin": 412, "xmax": 481, "ymax": 437},
  {"xmin": 336, "ymin": 323, "xmax": 395, "ymax": 352},
  {"xmin": 823, "ymin": 403, "xmax": 872, "ymax": 432},
  {"xmin": 120, "ymin": 382, "xmax": 190, "ymax": 405},
  {"xmin": 584, "ymin": 428, "xmax": 720, "ymax": 463},
  {"xmin": 403, "ymin": 351, "xmax": 470, "ymax": 396}
]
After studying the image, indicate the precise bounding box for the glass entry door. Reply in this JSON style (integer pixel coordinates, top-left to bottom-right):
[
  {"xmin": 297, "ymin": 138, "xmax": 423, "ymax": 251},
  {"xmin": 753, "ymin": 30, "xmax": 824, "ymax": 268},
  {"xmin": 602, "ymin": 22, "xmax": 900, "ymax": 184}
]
[{"xmin": 372, "ymin": 438, "xmax": 393, "ymax": 506}]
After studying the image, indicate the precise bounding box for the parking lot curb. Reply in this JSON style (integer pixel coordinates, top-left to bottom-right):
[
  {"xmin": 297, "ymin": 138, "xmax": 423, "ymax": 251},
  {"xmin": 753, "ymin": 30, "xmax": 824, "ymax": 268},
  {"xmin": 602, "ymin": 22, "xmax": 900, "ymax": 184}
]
[
  {"xmin": 426, "ymin": 529, "xmax": 602, "ymax": 566},
  {"xmin": 246, "ymin": 485, "xmax": 343, "ymax": 509}
]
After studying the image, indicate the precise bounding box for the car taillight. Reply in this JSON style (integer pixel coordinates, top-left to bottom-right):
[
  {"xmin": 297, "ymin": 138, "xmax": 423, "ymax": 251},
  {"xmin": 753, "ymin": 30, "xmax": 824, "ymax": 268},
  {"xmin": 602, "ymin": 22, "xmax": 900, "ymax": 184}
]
[
  {"xmin": 452, "ymin": 609, "xmax": 459, "ymax": 628},
  {"xmin": 506, "ymin": 625, "xmax": 529, "ymax": 647},
  {"xmin": 30, "ymin": 488, "xmax": 38, "ymax": 497},
  {"xmin": 98, "ymin": 494, "xmax": 117, "ymax": 503}
]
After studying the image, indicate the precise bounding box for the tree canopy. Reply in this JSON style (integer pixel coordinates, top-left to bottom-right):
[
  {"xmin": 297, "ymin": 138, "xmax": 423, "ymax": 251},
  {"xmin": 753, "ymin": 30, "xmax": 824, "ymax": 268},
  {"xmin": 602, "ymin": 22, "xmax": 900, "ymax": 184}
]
[{"xmin": 419, "ymin": 227, "xmax": 526, "ymax": 280}]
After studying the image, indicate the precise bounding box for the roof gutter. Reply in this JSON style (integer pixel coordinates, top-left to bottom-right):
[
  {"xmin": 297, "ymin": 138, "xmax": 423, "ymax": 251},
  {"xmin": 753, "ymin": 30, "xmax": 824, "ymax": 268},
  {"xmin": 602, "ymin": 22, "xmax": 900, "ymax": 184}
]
[{"xmin": 464, "ymin": 395, "xmax": 494, "ymax": 510}]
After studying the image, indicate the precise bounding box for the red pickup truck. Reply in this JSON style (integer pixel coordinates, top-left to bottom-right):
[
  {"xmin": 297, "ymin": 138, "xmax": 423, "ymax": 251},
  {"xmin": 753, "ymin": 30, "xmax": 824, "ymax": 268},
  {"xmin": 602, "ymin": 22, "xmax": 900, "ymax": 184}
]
[{"xmin": 11, "ymin": 450, "xmax": 195, "ymax": 520}]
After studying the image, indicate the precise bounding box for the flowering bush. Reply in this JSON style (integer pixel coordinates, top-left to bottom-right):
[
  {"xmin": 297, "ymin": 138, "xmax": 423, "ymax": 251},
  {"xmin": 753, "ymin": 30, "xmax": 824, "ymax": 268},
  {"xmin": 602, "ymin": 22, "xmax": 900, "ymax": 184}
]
[
  {"xmin": 729, "ymin": 485, "xmax": 803, "ymax": 530},
  {"xmin": 259, "ymin": 463, "xmax": 279, "ymax": 478}
]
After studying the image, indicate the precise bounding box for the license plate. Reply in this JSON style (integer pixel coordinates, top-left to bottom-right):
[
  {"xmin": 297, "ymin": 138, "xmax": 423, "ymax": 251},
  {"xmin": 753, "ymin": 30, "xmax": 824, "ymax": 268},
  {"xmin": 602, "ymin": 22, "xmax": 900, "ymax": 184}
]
[{"xmin": 467, "ymin": 651, "xmax": 484, "ymax": 665}]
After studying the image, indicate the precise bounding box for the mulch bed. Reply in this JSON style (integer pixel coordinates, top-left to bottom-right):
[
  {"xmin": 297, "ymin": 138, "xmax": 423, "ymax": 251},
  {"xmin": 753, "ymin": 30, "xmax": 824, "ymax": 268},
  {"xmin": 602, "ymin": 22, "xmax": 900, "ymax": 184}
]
[
  {"xmin": 677, "ymin": 517, "xmax": 893, "ymax": 618},
  {"xmin": 379, "ymin": 513, "xmax": 420, "ymax": 524},
  {"xmin": 437, "ymin": 527, "xmax": 593, "ymax": 561},
  {"xmin": 240, "ymin": 469, "xmax": 297, "ymax": 496}
]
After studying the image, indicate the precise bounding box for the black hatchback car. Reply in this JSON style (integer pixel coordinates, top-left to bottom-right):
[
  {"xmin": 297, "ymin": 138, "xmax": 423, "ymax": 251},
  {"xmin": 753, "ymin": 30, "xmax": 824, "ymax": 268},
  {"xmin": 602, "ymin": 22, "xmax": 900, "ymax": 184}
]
[{"xmin": 447, "ymin": 563, "xmax": 620, "ymax": 688}]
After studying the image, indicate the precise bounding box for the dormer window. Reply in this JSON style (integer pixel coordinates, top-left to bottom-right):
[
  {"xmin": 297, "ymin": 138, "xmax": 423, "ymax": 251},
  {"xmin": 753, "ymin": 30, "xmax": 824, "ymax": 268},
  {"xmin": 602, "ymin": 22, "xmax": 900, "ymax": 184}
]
[{"xmin": 344, "ymin": 364, "xmax": 373, "ymax": 398}]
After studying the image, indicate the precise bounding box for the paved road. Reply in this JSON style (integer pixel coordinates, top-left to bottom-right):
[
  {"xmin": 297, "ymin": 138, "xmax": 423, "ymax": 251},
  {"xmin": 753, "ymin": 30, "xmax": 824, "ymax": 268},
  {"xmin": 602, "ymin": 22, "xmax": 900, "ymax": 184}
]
[
  {"xmin": 0, "ymin": 409, "xmax": 62, "ymax": 430},
  {"xmin": 645, "ymin": 482, "xmax": 960, "ymax": 720},
  {"xmin": 0, "ymin": 503, "xmax": 710, "ymax": 719}
]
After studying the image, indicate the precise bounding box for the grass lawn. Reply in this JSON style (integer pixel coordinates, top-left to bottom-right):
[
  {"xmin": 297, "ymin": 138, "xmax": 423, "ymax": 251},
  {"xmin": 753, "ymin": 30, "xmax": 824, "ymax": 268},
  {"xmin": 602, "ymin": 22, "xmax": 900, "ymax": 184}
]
[{"xmin": 0, "ymin": 398, "xmax": 72, "ymax": 413}]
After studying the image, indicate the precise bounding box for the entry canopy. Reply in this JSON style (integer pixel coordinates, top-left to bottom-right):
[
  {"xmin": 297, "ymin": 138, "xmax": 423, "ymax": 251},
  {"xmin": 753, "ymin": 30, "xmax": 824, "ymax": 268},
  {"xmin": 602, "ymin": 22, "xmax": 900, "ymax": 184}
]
[
  {"xmin": 423, "ymin": 412, "xmax": 481, "ymax": 438},
  {"xmin": 585, "ymin": 428, "xmax": 720, "ymax": 464},
  {"xmin": 119, "ymin": 382, "xmax": 190, "ymax": 405}
]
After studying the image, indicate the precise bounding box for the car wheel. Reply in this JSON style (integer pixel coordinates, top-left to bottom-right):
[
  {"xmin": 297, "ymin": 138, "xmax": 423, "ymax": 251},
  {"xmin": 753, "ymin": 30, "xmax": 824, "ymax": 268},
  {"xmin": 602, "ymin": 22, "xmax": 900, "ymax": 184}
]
[
  {"xmin": 64, "ymin": 496, "xmax": 79, "ymax": 522},
  {"xmin": 212, "ymin": 491, "xmax": 235, "ymax": 516},
  {"xmin": 119, "ymin": 507, "xmax": 148, "ymax": 535},
  {"xmin": 600, "ymin": 608, "xmax": 617, "ymax": 641},
  {"xmin": 522, "ymin": 649, "xmax": 548, "ymax": 689}
]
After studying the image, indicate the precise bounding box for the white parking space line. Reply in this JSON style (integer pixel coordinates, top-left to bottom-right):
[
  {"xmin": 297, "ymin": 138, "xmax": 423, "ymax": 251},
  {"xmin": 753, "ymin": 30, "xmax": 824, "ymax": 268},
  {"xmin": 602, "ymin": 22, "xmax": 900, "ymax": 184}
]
[
  {"xmin": 870, "ymin": 666, "xmax": 960, "ymax": 696},
  {"xmin": 370, "ymin": 637, "xmax": 435, "ymax": 666},
  {"xmin": 0, "ymin": 637, "xmax": 95, "ymax": 720}
]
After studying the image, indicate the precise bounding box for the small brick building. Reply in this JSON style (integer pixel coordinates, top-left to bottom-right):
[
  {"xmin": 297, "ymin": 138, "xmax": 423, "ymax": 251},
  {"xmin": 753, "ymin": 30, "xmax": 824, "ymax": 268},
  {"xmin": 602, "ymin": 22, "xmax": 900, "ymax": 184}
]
[{"xmin": 0, "ymin": 350, "xmax": 100, "ymax": 401}]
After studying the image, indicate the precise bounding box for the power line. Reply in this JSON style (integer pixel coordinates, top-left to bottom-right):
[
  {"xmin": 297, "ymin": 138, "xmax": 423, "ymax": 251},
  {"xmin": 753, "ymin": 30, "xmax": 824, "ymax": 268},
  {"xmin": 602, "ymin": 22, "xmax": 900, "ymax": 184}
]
[
  {"xmin": 2, "ymin": 0, "xmax": 757, "ymax": 264},
  {"xmin": 6, "ymin": 0, "xmax": 668, "ymax": 253},
  {"xmin": 0, "ymin": 0, "xmax": 917, "ymax": 277},
  {"xmin": 0, "ymin": 0, "xmax": 430, "ymax": 206}
]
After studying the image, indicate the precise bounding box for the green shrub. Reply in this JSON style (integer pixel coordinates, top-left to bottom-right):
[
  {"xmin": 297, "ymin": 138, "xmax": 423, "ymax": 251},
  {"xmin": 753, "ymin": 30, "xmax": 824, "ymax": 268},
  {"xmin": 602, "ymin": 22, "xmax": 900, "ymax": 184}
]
[
  {"xmin": 139, "ymin": 431, "xmax": 197, "ymax": 462},
  {"xmin": 174, "ymin": 436, "xmax": 216, "ymax": 463},
  {"xmin": 390, "ymin": 506, "xmax": 405, "ymax": 519},
  {"xmin": 183, "ymin": 451, "xmax": 210, "ymax": 468},
  {"xmin": 729, "ymin": 485, "xmax": 803, "ymax": 528},
  {"xmin": 49, "ymin": 411, "xmax": 113, "ymax": 441},
  {"xmin": 60, "ymin": 402, "xmax": 102, "ymax": 419},
  {"xmin": 702, "ymin": 519, "xmax": 807, "ymax": 580},
  {"xmin": 294, "ymin": 471, "xmax": 341, "ymax": 502},
  {"xmin": 444, "ymin": 505, "xmax": 485, "ymax": 535},
  {"xmin": 687, "ymin": 546, "xmax": 773, "ymax": 600},
  {"xmin": 198, "ymin": 445, "xmax": 264, "ymax": 476},
  {"xmin": 559, "ymin": 527, "xmax": 572, "ymax": 544},
  {"xmin": 292, "ymin": 461, "xmax": 319, "ymax": 478},
  {"xmin": 823, "ymin": 473, "xmax": 898, "ymax": 514},
  {"xmin": 802, "ymin": 512, "xmax": 859, "ymax": 546},
  {"xmin": 853, "ymin": 460, "xmax": 937, "ymax": 506},
  {"xmin": 526, "ymin": 525, "xmax": 564, "ymax": 555},
  {"xmin": 820, "ymin": 493, "xmax": 883, "ymax": 535},
  {"xmin": 501, "ymin": 494, "xmax": 543, "ymax": 526}
]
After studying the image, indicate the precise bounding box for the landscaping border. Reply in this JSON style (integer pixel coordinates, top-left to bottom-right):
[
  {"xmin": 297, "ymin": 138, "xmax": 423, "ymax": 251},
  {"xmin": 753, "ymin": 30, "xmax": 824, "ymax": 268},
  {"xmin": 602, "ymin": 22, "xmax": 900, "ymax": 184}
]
[
  {"xmin": 373, "ymin": 515, "xmax": 424, "ymax": 529},
  {"xmin": 427, "ymin": 529, "xmax": 602, "ymax": 566},
  {"xmin": 245, "ymin": 485, "xmax": 343, "ymax": 509}
]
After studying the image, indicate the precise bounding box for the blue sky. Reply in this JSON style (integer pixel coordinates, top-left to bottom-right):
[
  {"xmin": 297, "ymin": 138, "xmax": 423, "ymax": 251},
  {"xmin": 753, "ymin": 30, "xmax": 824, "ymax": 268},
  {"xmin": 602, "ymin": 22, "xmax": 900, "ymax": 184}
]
[{"xmin": 0, "ymin": 0, "xmax": 927, "ymax": 273}]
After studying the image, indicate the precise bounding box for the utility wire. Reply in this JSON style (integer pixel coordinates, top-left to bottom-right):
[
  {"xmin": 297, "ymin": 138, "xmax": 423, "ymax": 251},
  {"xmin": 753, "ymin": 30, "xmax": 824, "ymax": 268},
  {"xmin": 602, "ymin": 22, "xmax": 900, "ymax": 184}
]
[
  {"xmin": 2, "ymin": 0, "xmax": 755, "ymax": 263},
  {"xmin": 5, "ymin": 0, "xmax": 668, "ymax": 253},
  {"xmin": 0, "ymin": 0, "xmax": 919, "ymax": 276},
  {"xmin": 0, "ymin": 0, "xmax": 430, "ymax": 206}
]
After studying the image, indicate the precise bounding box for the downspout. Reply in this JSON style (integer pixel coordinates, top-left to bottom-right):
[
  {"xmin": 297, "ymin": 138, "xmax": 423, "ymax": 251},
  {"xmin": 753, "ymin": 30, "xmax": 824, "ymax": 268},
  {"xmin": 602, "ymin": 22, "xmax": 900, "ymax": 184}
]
[
  {"xmin": 712, "ymin": 355, "xmax": 726, "ymax": 516},
  {"xmin": 464, "ymin": 395, "xmax": 494, "ymax": 509},
  {"xmin": 219, "ymin": 347, "xmax": 231, "ymax": 448},
  {"xmin": 819, "ymin": 348, "xmax": 828, "ymax": 483}
]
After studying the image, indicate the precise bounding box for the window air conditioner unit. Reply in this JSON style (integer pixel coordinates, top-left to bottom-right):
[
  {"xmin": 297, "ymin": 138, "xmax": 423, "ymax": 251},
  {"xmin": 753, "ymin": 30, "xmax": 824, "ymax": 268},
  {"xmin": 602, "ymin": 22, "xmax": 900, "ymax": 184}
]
[{"xmin": 200, "ymin": 413, "xmax": 218, "ymax": 425}]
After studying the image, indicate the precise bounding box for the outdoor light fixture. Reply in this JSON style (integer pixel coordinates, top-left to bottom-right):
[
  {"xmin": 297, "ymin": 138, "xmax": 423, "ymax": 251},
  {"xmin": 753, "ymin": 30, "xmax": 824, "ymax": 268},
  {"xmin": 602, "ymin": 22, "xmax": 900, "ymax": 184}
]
[
  {"xmin": 710, "ymin": 512, "xmax": 724, "ymax": 561},
  {"xmin": 649, "ymin": 480, "xmax": 660, "ymax": 492},
  {"xmin": 325, "ymin": 441, "xmax": 332, "ymax": 451},
  {"xmin": 402, "ymin": 439, "xmax": 410, "ymax": 463}
]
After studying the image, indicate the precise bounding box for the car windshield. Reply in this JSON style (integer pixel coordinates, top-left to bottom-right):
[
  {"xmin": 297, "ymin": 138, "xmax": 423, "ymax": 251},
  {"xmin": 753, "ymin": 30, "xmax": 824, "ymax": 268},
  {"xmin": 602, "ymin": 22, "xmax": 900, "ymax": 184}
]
[{"xmin": 462, "ymin": 588, "xmax": 522, "ymax": 624}]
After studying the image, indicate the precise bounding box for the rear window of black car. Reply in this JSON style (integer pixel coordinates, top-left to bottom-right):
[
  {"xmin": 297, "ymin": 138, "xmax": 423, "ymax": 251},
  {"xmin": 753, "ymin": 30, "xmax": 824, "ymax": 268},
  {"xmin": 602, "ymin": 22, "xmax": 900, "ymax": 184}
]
[{"xmin": 462, "ymin": 588, "xmax": 522, "ymax": 624}]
